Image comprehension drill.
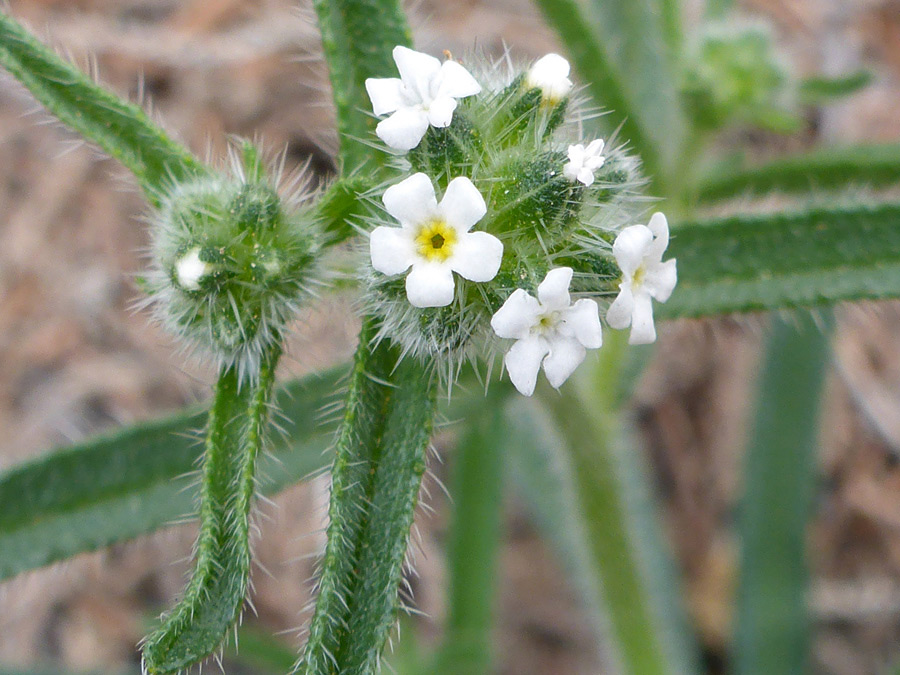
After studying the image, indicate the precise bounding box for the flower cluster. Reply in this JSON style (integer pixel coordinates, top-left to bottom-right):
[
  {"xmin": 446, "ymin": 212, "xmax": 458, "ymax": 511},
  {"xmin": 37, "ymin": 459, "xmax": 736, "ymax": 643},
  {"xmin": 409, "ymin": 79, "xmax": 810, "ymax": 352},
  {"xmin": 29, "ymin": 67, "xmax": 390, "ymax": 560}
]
[{"xmin": 363, "ymin": 48, "xmax": 677, "ymax": 395}]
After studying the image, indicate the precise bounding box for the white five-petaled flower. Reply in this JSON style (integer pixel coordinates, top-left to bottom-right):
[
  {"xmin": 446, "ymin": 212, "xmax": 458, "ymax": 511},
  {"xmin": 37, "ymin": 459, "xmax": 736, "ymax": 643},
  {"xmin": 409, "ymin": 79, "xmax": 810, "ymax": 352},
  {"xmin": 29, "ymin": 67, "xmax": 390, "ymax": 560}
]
[
  {"xmin": 175, "ymin": 247, "xmax": 211, "ymax": 291},
  {"xmin": 525, "ymin": 53, "xmax": 573, "ymax": 105},
  {"xmin": 370, "ymin": 173, "xmax": 503, "ymax": 308},
  {"xmin": 491, "ymin": 267, "xmax": 602, "ymax": 397},
  {"xmin": 607, "ymin": 212, "xmax": 677, "ymax": 344},
  {"xmin": 365, "ymin": 46, "xmax": 482, "ymax": 152},
  {"xmin": 564, "ymin": 139, "xmax": 606, "ymax": 186}
]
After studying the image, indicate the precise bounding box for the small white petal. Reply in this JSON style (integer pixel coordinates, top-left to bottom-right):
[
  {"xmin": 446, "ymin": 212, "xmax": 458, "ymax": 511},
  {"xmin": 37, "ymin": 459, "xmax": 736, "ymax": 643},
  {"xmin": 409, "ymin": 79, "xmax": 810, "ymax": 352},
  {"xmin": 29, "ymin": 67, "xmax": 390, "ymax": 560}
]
[
  {"xmin": 563, "ymin": 299, "xmax": 603, "ymax": 349},
  {"xmin": 537, "ymin": 267, "xmax": 573, "ymax": 310},
  {"xmin": 405, "ymin": 262, "xmax": 456, "ymax": 307},
  {"xmin": 369, "ymin": 226, "xmax": 414, "ymax": 276},
  {"xmin": 439, "ymin": 176, "xmax": 487, "ymax": 232},
  {"xmin": 607, "ymin": 284, "xmax": 635, "ymax": 330},
  {"xmin": 567, "ymin": 144, "xmax": 585, "ymax": 164},
  {"xmin": 491, "ymin": 289, "xmax": 541, "ymax": 340},
  {"xmin": 577, "ymin": 167, "xmax": 595, "ymax": 186},
  {"xmin": 435, "ymin": 60, "xmax": 482, "ymax": 99},
  {"xmin": 612, "ymin": 225, "xmax": 653, "ymax": 277},
  {"xmin": 426, "ymin": 96, "xmax": 458, "ymax": 127},
  {"xmin": 449, "ymin": 231, "xmax": 503, "ymax": 282},
  {"xmin": 376, "ymin": 108, "xmax": 430, "ymax": 151},
  {"xmin": 393, "ymin": 46, "xmax": 441, "ymax": 100},
  {"xmin": 176, "ymin": 248, "xmax": 210, "ymax": 291},
  {"xmin": 365, "ymin": 77, "xmax": 406, "ymax": 116},
  {"xmin": 563, "ymin": 161, "xmax": 580, "ymax": 182},
  {"xmin": 646, "ymin": 211, "xmax": 670, "ymax": 260},
  {"xmin": 383, "ymin": 173, "xmax": 438, "ymax": 226},
  {"xmin": 542, "ymin": 336, "xmax": 587, "ymax": 389},
  {"xmin": 585, "ymin": 155, "xmax": 606, "ymax": 171},
  {"xmin": 646, "ymin": 258, "xmax": 677, "ymax": 303},
  {"xmin": 585, "ymin": 138, "xmax": 605, "ymax": 156},
  {"xmin": 504, "ymin": 335, "xmax": 550, "ymax": 397},
  {"xmin": 526, "ymin": 53, "xmax": 573, "ymax": 100},
  {"xmin": 629, "ymin": 293, "xmax": 657, "ymax": 344}
]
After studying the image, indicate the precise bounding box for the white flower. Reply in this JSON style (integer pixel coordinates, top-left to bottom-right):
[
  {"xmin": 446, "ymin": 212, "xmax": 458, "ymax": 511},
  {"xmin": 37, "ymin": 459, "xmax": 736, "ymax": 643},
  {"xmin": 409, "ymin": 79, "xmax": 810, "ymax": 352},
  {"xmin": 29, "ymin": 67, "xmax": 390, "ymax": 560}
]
[
  {"xmin": 491, "ymin": 267, "xmax": 602, "ymax": 396},
  {"xmin": 175, "ymin": 247, "xmax": 211, "ymax": 291},
  {"xmin": 365, "ymin": 46, "xmax": 482, "ymax": 152},
  {"xmin": 564, "ymin": 139, "xmax": 605, "ymax": 186},
  {"xmin": 525, "ymin": 53, "xmax": 573, "ymax": 104},
  {"xmin": 607, "ymin": 212, "xmax": 678, "ymax": 344},
  {"xmin": 370, "ymin": 173, "xmax": 503, "ymax": 308}
]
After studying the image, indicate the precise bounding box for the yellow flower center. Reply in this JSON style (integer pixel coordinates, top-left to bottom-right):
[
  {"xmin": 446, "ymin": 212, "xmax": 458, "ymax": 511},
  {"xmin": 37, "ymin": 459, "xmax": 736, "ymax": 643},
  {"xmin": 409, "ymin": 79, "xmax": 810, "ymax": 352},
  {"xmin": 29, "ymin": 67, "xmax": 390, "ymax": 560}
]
[
  {"xmin": 633, "ymin": 265, "xmax": 647, "ymax": 287},
  {"xmin": 415, "ymin": 219, "xmax": 457, "ymax": 262}
]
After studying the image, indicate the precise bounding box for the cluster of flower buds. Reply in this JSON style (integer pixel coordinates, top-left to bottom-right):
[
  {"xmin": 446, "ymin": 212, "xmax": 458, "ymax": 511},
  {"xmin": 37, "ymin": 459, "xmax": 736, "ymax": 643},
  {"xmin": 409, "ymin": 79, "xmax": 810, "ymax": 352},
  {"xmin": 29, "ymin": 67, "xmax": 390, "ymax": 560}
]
[
  {"xmin": 143, "ymin": 144, "xmax": 324, "ymax": 381},
  {"xmin": 364, "ymin": 47, "xmax": 677, "ymax": 395}
]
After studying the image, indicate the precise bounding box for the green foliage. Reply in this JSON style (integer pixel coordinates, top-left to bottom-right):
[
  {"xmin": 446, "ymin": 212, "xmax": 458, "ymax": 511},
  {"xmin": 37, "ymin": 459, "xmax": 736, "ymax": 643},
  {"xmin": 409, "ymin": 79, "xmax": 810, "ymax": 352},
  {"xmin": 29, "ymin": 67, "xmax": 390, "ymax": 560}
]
[
  {"xmin": 434, "ymin": 389, "xmax": 507, "ymax": 674},
  {"xmin": 799, "ymin": 70, "xmax": 873, "ymax": 104},
  {"xmin": 736, "ymin": 313, "xmax": 832, "ymax": 675},
  {"xmin": 0, "ymin": 10, "xmax": 207, "ymax": 205},
  {"xmin": 142, "ymin": 347, "xmax": 282, "ymax": 673},
  {"xmin": 697, "ymin": 144, "xmax": 900, "ymax": 202},
  {"xmin": 663, "ymin": 201, "xmax": 900, "ymax": 317},
  {"xmin": 297, "ymin": 319, "xmax": 437, "ymax": 674},
  {"xmin": 311, "ymin": 0, "xmax": 413, "ymax": 173}
]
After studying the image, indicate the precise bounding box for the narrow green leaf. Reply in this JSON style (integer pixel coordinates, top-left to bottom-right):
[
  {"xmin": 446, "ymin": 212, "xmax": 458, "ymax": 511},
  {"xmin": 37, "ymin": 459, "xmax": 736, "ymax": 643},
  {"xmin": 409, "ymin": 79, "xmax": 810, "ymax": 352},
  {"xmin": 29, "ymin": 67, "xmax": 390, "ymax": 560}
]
[
  {"xmin": 735, "ymin": 313, "xmax": 831, "ymax": 675},
  {"xmin": 663, "ymin": 201, "xmax": 900, "ymax": 318},
  {"xmin": 141, "ymin": 347, "xmax": 283, "ymax": 673},
  {"xmin": 297, "ymin": 319, "xmax": 437, "ymax": 674},
  {"xmin": 311, "ymin": 0, "xmax": 412, "ymax": 173},
  {"xmin": 435, "ymin": 389, "xmax": 506, "ymax": 674},
  {"xmin": 696, "ymin": 144, "xmax": 900, "ymax": 202},
  {"xmin": 799, "ymin": 70, "xmax": 873, "ymax": 104},
  {"xmin": 0, "ymin": 10, "xmax": 207, "ymax": 204},
  {"xmin": 534, "ymin": 0, "xmax": 687, "ymax": 190}
]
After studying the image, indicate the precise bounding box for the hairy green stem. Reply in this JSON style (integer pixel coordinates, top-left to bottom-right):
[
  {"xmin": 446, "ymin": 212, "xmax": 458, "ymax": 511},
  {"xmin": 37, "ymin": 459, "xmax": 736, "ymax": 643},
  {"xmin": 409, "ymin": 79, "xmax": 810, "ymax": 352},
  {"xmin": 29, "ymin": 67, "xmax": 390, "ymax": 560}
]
[
  {"xmin": 0, "ymin": 10, "xmax": 207, "ymax": 205},
  {"xmin": 298, "ymin": 319, "xmax": 437, "ymax": 674},
  {"xmin": 311, "ymin": 0, "xmax": 412, "ymax": 174},
  {"xmin": 141, "ymin": 346, "xmax": 281, "ymax": 673},
  {"xmin": 435, "ymin": 389, "xmax": 506, "ymax": 674},
  {"xmin": 736, "ymin": 313, "xmax": 832, "ymax": 675}
]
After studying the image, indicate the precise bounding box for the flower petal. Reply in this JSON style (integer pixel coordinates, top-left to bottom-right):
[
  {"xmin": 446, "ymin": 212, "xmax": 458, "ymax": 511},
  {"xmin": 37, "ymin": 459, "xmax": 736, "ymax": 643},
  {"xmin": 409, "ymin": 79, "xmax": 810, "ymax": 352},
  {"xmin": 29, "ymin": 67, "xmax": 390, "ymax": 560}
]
[
  {"xmin": 607, "ymin": 284, "xmax": 635, "ymax": 330},
  {"xmin": 526, "ymin": 53, "xmax": 572, "ymax": 100},
  {"xmin": 612, "ymin": 224, "xmax": 653, "ymax": 277},
  {"xmin": 439, "ymin": 176, "xmax": 487, "ymax": 232},
  {"xmin": 405, "ymin": 262, "xmax": 456, "ymax": 307},
  {"xmin": 376, "ymin": 108, "xmax": 430, "ymax": 151},
  {"xmin": 542, "ymin": 335, "xmax": 586, "ymax": 389},
  {"xmin": 504, "ymin": 335, "xmax": 550, "ymax": 396},
  {"xmin": 562, "ymin": 298, "xmax": 602, "ymax": 349},
  {"xmin": 491, "ymin": 289, "xmax": 541, "ymax": 340},
  {"xmin": 365, "ymin": 77, "xmax": 406, "ymax": 116},
  {"xmin": 427, "ymin": 96, "xmax": 458, "ymax": 128},
  {"xmin": 370, "ymin": 226, "xmax": 415, "ymax": 275},
  {"xmin": 586, "ymin": 138, "xmax": 605, "ymax": 156},
  {"xmin": 577, "ymin": 167, "xmax": 595, "ymax": 186},
  {"xmin": 449, "ymin": 231, "xmax": 503, "ymax": 283},
  {"xmin": 393, "ymin": 46, "xmax": 441, "ymax": 100},
  {"xmin": 537, "ymin": 267, "xmax": 573, "ymax": 310},
  {"xmin": 383, "ymin": 172, "xmax": 437, "ymax": 226},
  {"xmin": 629, "ymin": 292, "xmax": 657, "ymax": 344},
  {"xmin": 435, "ymin": 60, "xmax": 482, "ymax": 99},
  {"xmin": 646, "ymin": 258, "xmax": 677, "ymax": 303},
  {"xmin": 646, "ymin": 211, "xmax": 670, "ymax": 260}
]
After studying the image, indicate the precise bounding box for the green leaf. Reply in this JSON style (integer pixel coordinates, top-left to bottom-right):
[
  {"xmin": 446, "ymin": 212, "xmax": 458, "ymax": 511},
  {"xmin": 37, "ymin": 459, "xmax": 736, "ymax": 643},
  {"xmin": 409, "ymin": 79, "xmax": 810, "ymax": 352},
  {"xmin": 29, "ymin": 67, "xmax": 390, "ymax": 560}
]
[
  {"xmin": 696, "ymin": 144, "xmax": 900, "ymax": 202},
  {"xmin": 533, "ymin": 0, "xmax": 687, "ymax": 190},
  {"xmin": 0, "ymin": 365, "xmax": 343, "ymax": 583},
  {"xmin": 662, "ymin": 201, "xmax": 900, "ymax": 318},
  {"xmin": 435, "ymin": 388, "xmax": 507, "ymax": 674},
  {"xmin": 311, "ymin": 0, "xmax": 412, "ymax": 173},
  {"xmin": 0, "ymin": 10, "xmax": 208, "ymax": 205},
  {"xmin": 735, "ymin": 313, "xmax": 832, "ymax": 675},
  {"xmin": 141, "ymin": 347, "xmax": 283, "ymax": 673},
  {"xmin": 799, "ymin": 70, "xmax": 873, "ymax": 104},
  {"xmin": 297, "ymin": 318, "xmax": 437, "ymax": 674}
]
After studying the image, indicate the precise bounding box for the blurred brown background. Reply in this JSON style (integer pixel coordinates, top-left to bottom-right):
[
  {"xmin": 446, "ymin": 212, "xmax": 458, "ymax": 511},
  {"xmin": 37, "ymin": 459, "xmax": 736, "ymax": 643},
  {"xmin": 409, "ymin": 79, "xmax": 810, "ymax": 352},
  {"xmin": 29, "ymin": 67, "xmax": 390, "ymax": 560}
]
[{"xmin": 1, "ymin": 0, "xmax": 900, "ymax": 673}]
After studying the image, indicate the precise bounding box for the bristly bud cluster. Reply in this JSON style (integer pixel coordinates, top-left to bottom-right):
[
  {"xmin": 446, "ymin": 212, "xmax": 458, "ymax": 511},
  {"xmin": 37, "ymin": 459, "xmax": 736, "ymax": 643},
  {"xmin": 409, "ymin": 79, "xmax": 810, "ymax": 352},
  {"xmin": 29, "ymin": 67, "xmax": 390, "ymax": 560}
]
[
  {"xmin": 142, "ymin": 142, "xmax": 324, "ymax": 380},
  {"xmin": 363, "ymin": 47, "xmax": 677, "ymax": 394}
]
